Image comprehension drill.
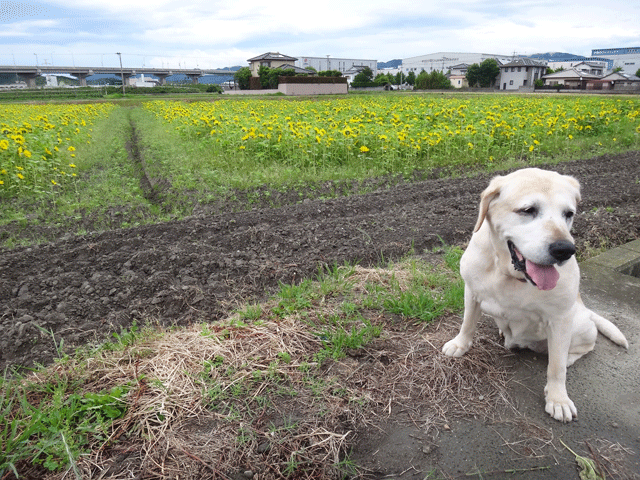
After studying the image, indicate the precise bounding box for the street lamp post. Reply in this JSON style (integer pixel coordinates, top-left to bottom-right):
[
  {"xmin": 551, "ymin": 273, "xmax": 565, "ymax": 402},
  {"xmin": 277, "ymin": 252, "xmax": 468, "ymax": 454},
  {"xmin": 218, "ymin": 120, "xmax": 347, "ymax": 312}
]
[{"xmin": 116, "ymin": 52, "xmax": 125, "ymax": 95}]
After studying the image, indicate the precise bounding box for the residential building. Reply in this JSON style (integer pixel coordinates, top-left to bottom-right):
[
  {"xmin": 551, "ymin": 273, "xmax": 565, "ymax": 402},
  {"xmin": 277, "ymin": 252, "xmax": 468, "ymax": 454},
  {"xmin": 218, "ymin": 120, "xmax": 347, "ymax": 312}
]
[
  {"xmin": 449, "ymin": 63, "xmax": 470, "ymax": 76},
  {"xmin": 541, "ymin": 68, "xmax": 601, "ymax": 88},
  {"xmin": 547, "ymin": 60, "xmax": 607, "ymax": 75},
  {"xmin": 342, "ymin": 65, "xmax": 375, "ymax": 84},
  {"xmin": 448, "ymin": 75, "xmax": 468, "ymax": 88},
  {"xmin": 590, "ymin": 71, "xmax": 640, "ymax": 91},
  {"xmin": 498, "ymin": 58, "xmax": 548, "ymax": 90},
  {"xmin": 247, "ymin": 52, "xmax": 298, "ymax": 77}
]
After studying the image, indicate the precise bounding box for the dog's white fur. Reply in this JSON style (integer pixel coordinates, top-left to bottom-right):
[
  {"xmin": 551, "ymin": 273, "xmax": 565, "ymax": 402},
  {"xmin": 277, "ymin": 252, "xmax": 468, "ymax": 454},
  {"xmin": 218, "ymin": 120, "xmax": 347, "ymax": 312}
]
[{"xmin": 442, "ymin": 168, "xmax": 628, "ymax": 422}]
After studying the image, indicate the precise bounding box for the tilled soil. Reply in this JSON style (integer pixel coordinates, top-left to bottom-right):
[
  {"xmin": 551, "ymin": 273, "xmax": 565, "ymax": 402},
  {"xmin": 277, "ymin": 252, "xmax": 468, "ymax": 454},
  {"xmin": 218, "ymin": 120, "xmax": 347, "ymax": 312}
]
[{"xmin": 2, "ymin": 151, "xmax": 640, "ymax": 372}]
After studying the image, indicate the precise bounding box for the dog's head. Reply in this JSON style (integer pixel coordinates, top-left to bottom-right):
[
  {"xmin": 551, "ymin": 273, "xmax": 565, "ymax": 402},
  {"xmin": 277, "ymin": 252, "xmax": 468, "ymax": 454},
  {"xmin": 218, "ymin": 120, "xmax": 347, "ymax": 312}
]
[{"xmin": 474, "ymin": 168, "xmax": 581, "ymax": 291}]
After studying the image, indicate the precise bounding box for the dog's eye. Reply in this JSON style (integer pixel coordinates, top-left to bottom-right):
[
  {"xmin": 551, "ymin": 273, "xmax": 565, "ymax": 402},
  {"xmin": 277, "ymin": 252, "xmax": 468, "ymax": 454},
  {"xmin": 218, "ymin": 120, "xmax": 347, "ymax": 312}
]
[
  {"xmin": 564, "ymin": 210, "xmax": 575, "ymax": 220},
  {"xmin": 518, "ymin": 206, "xmax": 538, "ymax": 217}
]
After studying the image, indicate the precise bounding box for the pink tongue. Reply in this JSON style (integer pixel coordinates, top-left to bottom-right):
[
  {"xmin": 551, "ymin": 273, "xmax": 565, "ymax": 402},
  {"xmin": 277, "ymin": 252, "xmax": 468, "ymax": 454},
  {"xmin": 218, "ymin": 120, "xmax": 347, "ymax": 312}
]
[{"xmin": 525, "ymin": 259, "xmax": 559, "ymax": 291}]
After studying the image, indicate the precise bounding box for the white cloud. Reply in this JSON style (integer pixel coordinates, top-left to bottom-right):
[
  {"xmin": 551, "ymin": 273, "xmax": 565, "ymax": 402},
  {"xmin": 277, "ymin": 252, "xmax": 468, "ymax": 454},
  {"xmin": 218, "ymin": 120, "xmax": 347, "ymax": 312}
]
[{"xmin": 1, "ymin": 0, "xmax": 639, "ymax": 68}]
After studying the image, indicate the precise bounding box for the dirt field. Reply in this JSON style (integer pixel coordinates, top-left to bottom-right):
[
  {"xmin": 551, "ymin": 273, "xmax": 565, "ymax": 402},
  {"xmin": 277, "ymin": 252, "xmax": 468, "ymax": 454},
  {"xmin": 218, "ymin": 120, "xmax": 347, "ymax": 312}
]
[{"xmin": 2, "ymin": 151, "xmax": 640, "ymax": 478}]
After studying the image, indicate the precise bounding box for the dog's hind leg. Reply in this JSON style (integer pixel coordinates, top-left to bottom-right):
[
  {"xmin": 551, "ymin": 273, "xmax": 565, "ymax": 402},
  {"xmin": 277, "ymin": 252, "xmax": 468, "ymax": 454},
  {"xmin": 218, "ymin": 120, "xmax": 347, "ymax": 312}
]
[
  {"xmin": 442, "ymin": 285, "xmax": 481, "ymax": 357},
  {"xmin": 567, "ymin": 314, "xmax": 597, "ymax": 367}
]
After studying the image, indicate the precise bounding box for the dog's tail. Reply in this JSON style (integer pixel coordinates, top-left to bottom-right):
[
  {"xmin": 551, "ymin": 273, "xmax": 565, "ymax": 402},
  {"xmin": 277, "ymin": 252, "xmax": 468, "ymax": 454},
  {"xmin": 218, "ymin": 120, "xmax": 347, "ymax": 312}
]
[{"xmin": 591, "ymin": 311, "xmax": 629, "ymax": 349}]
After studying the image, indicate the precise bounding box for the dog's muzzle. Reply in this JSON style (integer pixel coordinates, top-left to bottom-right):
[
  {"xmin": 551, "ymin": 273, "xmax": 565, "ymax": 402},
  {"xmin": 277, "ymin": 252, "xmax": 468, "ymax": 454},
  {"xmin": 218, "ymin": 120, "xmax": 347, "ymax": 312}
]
[{"xmin": 507, "ymin": 240, "xmax": 575, "ymax": 291}]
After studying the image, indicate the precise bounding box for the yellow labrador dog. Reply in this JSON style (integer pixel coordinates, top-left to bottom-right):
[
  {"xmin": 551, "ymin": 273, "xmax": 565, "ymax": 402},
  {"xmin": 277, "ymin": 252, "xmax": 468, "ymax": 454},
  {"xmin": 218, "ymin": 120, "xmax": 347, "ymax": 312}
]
[{"xmin": 442, "ymin": 168, "xmax": 628, "ymax": 422}]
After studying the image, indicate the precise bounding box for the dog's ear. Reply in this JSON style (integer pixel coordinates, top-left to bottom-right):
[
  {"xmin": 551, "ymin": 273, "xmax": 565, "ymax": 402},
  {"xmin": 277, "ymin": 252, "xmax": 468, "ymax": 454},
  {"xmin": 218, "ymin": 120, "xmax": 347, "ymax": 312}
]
[
  {"xmin": 474, "ymin": 176, "xmax": 503, "ymax": 232},
  {"xmin": 564, "ymin": 175, "xmax": 582, "ymax": 203}
]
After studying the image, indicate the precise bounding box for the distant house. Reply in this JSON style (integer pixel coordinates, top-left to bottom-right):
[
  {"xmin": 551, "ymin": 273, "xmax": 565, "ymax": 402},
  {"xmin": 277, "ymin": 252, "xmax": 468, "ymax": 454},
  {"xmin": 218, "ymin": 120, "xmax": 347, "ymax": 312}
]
[
  {"xmin": 449, "ymin": 63, "xmax": 470, "ymax": 76},
  {"xmin": 343, "ymin": 65, "xmax": 372, "ymax": 85},
  {"xmin": 271, "ymin": 63, "xmax": 313, "ymax": 75},
  {"xmin": 572, "ymin": 61, "xmax": 605, "ymax": 76},
  {"xmin": 247, "ymin": 52, "xmax": 298, "ymax": 77},
  {"xmin": 448, "ymin": 74, "xmax": 468, "ymax": 88},
  {"xmin": 498, "ymin": 58, "xmax": 548, "ymax": 91},
  {"xmin": 588, "ymin": 71, "xmax": 640, "ymax": 91},
  {"xmin": 542, "ymin": 68, "xmax": 601, "ymax": 89}
]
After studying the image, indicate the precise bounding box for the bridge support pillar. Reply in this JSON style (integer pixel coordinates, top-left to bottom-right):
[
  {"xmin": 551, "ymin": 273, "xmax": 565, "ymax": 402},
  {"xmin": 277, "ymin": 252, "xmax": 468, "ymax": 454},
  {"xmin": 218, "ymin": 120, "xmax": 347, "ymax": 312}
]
[
  {"xmin": 75, "ymin": 73, "xmax": 89, "ymax": 87},
  {"xmin": 186, "ymin": 74, "xmax": 201, "ymax": 84},
  {"xmin": 155, "ymin": 73, "xmax": 169, "ymax": 85},
  {"xmin": 18, "ymin": 72, "xmax": 39, "ymax": 88}
]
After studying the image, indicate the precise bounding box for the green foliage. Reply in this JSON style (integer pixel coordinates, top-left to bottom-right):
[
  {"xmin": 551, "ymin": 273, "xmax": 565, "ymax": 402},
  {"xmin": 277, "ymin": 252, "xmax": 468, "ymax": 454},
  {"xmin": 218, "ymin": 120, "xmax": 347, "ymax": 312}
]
[
  {"xmin": 414, "ymin": 70, "xmax": 452, "ymax": 90},
  {"xmin": 350, "ymin": 67, "xmax": 376, "ymax": 87},
  {"xmin": 0, "ymin": 375, "xmax": 128, "ymax": 477},
  {"xmin": 406, "ymin": 71, "xmax": 416, "ymax": 86},
  {"xmin": 317, "ymin": 70, "xmax": 342, "ymax": 77},
  {"xmin": 234, "ymin": 67, "xmax": 252, "ymax": 90},
  {"xmin": 272, "ymin": 280, "xmax": 314, "ymax": 317},
  {"xmin": 381, "ymin": 249, "xmax": 465, "ymax": 323},
  {"xmin": 314, "ymin": 313, "xmax": 382, "ymax": 362},
  {"xmin": 257, "ymin": 66, "xmax": 296, "ymax": 89},
  {"xmin": 466, "ymin": 58, "xmax": 500, "ymax": 88}
]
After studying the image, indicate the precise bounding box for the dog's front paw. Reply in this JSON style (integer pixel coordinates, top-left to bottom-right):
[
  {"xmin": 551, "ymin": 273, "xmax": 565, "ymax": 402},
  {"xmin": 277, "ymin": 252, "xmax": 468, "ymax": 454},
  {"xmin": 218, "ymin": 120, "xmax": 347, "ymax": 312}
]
[
  {"xmin": 442, "ymin": 336, "xmax": 473, "ymax": 357},
  {"xmin": 544, "ymin": 394, "xmax": 577, "ymax": 422}
]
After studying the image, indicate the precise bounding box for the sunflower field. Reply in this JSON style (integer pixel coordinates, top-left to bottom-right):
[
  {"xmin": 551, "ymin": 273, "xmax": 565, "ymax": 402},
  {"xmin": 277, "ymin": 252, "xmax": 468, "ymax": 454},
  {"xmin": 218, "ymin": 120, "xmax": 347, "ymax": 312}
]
[
  {"xmin": 142, "ymin": 94, "xmax": 640, "ymax": 185},
  {"xmin": 0, "ymin": 103, "xmax": 116, "ymax": 196}
]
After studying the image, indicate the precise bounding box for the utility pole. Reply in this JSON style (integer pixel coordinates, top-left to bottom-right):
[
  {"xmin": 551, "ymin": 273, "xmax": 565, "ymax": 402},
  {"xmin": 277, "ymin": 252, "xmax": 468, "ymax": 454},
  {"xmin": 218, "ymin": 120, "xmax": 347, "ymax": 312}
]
[{"xmin": 117, "ymin": 52, "xmax": 125, "ymax": 95}]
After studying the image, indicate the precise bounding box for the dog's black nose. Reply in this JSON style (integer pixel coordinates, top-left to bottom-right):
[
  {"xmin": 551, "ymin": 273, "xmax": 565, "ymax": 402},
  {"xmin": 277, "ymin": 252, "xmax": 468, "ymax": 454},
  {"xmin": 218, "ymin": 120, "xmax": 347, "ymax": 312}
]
[{"xmin": 549, "ymin": 240, "xmax": 576, "ymax": 262}]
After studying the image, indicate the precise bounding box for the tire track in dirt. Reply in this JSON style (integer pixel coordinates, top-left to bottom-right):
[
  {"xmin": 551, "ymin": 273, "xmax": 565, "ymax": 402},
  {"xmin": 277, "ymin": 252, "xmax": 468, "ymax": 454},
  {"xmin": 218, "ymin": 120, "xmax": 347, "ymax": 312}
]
[{"xmin": 125, "ymin": 109, "xmax": 171, "ymax": 208}]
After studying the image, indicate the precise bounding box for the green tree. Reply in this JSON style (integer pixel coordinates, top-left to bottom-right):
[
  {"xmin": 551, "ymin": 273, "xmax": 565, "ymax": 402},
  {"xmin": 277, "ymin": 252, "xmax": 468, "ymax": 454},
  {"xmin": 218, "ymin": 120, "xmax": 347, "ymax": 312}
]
[
  {"xmin": 406, "ymin": 71, "xmax": 416, "ymax": 86},
  {"xmin": 374, "ymin": 73, "xmax": 389, "ymax": 85},
  {"xmin": 234, "ymin": 67, "xmax": 252, "ymax": 90},
  {"xmin": 257, "ymin": 66, "xmax": 295, "ymax": 88},
  {"xmin": 414, "ymin": 70, "xmax": 451, "ymax": 90},
  {"xmin": 350, "ymin": 67, "xmax": 375, "ymax": 87},
  {"xmin": 466, "ymin": 58, "xmax": 500, "ymax": 88},
  {"xmin": 636, "ymin": 67, "xmax": 640, "ymax": 77}
]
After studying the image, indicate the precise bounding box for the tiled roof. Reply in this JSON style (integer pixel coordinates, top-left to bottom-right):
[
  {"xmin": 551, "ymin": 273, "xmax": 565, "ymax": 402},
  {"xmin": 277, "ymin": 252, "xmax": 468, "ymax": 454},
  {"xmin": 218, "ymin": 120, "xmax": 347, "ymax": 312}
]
[
  {"xmin": 542, "ymin": 68, "xmax": 601, "ymax": 79},
  {"xmin": 499, "ymin": 58, "xmax": 548, "ymax": 68},
  {"xmin": 247, "ymin": 52, "xmax": 298, "ymax": 62}
]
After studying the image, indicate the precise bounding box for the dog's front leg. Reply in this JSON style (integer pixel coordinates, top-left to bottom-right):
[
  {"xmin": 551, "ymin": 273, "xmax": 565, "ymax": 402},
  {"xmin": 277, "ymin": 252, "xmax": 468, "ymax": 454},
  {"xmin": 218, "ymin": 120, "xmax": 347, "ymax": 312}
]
[
  {"xmin": 544, "ymin": 320, "xmax": 577, "ymax": 422},
  {"xmin": 442, "ymin": 285, "xmax": 480, "ymax": 357}
]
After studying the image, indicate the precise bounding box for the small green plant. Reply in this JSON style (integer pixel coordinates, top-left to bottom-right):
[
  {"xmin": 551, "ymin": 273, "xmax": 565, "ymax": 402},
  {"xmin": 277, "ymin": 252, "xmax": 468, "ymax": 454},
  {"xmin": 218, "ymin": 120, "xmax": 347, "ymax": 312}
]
[
  {"xmin": 237, "ymin": 303, "xmax": 263, "ymax": 321},
  {"xmin": 272, "ymin": 280, "xmax": 314, "ymax": 317},
  {"xmin": 383, "ymin": 289, "xmax": 446, "ymax": 322},
  {"xmin": 314, "ymin": 313, "xmax": 382, "ymax": 362},
  {"xmin": 0, "ymin": 375, "xmax": 128, "ymax": 477}
]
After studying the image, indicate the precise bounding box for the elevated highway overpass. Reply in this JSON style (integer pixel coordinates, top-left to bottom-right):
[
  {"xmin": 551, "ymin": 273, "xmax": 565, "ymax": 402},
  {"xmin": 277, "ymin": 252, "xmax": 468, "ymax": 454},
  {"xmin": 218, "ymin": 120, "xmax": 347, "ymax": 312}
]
[{"xmin": 0, "ymin": 65, "xmax": 235, "ymax": 88}]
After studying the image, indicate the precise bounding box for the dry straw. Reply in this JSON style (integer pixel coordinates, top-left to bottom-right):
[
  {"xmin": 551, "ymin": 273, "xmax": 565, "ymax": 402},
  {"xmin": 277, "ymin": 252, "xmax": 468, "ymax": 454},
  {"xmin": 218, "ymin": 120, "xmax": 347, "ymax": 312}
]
[{"xmin": 41, "ymin": 263, "xmax": 514, "ymax": 479}]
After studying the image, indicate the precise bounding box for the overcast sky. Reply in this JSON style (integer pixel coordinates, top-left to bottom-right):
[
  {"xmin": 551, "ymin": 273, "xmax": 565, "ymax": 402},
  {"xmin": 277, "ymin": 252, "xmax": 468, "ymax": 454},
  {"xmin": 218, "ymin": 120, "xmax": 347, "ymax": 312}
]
[{"xmin": 1, "ymin": 0, "xmax": 638, "ymax": 69}]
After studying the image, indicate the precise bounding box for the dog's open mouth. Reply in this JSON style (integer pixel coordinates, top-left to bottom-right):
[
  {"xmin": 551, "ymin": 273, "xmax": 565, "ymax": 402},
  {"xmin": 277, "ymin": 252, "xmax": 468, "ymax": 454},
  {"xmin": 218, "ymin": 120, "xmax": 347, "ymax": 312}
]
[{"xmin": 507, "ymin": 240, "xmax": 559, "ymax": 291}]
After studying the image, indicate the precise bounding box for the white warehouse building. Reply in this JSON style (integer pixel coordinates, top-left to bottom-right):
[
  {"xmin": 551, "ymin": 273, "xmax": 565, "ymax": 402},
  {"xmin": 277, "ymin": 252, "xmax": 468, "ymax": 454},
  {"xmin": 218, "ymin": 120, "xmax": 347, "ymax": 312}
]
[
  {"xmin": 590, "ymin": 47, "xmax": 640, "ymax": 74},
  {"xmin": 294, "ymin": 56, "xmax": 377, "ymax": 76},
  {"xmin": 401, "ymin": 52, "xmax": 515, "ymax": 74}
]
